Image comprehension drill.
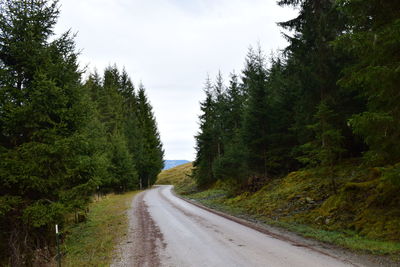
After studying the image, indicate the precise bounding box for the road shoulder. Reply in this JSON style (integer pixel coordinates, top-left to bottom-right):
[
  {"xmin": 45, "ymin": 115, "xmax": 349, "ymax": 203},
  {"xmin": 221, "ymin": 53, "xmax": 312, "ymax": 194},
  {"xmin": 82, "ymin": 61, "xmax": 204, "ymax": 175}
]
[
  {"xmin": 174, "ymin": 189, "xmax": 398, "ymax": 267},
  {"xmin": 111, "ymin": 190, "xmax": 165, "ymax": 267}
]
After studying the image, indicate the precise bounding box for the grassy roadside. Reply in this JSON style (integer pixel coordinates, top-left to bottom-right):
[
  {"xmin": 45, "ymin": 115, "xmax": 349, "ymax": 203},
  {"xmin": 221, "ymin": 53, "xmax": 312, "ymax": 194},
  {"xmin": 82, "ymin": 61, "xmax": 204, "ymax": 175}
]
[
  {"xmin": 186, "ymin": 188, "xmax": 400, "ymax": 258},
  {"xmin": 157, "ymin": 163, "xmax": 400, "ymax": 260},
  {"xmin": 62, "ymin": 191, "xmax": 139, "ymax": 266}
]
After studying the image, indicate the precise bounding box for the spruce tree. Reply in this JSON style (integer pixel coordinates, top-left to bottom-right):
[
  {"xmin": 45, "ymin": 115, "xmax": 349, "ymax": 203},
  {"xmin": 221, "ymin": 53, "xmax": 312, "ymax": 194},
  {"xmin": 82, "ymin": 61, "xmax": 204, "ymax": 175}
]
[
  {"xmin": 336, "ymin": 0, "xmax": 400, "ymax": 165},
  {"xmin": 263, "ymin": 56, "xmax": 298, "ymax": 174},
  {"xmin": 213, "ymin": 71, "xmax": 226, "ymax": 158},
  {"xmin": 277, "ymin": 0, "xmax": 362, "ymax": 169},
  {"xmin": 85, "ymin": 67, "xmax": 140, "ymax": 192},
  {"xmin": 136, "ymin": 85, "xmax": 164, "ymax": 188},
  {"xmin": 119, "ymin": 69, "xmax": 145, "ymax": 188},
  {"xmin": 193, "ymin": 78, "xmax": 218, "ymax": 188},
  {"xmin": 212, "ymin": 73, "xmax": 246, "ymax": 182},
  {"xmin": 0, "ymin": 0, "xmax": 100, "ymax": 262},
  {"xmin": 241, "ymin": 47, "xmax": 270, "ymax": 178}
]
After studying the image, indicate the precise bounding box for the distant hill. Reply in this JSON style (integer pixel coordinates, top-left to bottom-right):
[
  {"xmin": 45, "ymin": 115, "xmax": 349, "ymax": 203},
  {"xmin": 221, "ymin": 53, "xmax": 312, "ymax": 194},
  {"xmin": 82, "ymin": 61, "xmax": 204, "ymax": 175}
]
[
  {"xmin": 156, "ymin": 162, "xmax": 195, "ymax": 194},
  {"xmin": 163, "ymin": 160, "xmax": 190, "ymax": 170}
]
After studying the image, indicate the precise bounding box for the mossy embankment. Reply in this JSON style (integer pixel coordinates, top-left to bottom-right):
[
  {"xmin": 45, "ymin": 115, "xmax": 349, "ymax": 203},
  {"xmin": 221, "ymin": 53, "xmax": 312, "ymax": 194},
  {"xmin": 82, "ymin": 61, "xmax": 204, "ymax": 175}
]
[{"xmin": 157, "ymin": 162, "xmax": 400, "ymax": 258}]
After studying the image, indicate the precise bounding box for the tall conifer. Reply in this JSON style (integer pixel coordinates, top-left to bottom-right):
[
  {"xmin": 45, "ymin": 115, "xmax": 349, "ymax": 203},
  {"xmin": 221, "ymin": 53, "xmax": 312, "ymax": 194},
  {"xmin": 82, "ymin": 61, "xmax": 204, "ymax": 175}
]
[{"xmin": 0, "ymin": 0, "xmax": 100, "ymax": 262}]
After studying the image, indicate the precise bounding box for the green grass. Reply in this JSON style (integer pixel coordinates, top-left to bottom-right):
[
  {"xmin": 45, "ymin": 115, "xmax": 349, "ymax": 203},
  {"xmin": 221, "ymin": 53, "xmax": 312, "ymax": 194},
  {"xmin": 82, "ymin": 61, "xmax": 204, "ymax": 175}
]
[
  {"xmin": 156, "ymin": 162, "xmax": 195, "ymax": 194},
  {"xmin": 62, "ymin": 191, "xmax": 138, "ymax": 267},
  {"xmin": 282, "ymin": 224, "xmax": 400, "ymax": 256}
]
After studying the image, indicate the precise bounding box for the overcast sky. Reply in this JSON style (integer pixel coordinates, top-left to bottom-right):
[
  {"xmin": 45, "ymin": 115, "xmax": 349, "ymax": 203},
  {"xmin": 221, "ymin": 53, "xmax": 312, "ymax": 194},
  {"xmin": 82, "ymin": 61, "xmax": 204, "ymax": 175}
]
[{"xmin": 54, "ymin": 0, "xmax": 297, "ymax": 161}]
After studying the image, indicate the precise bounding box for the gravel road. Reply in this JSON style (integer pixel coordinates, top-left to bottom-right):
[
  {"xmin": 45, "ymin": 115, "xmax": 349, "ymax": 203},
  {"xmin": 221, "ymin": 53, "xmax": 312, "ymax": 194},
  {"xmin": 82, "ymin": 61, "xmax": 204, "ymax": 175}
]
[{"xmin": 112, "ymin": 185, "xmax": 361, "ymax": 267}]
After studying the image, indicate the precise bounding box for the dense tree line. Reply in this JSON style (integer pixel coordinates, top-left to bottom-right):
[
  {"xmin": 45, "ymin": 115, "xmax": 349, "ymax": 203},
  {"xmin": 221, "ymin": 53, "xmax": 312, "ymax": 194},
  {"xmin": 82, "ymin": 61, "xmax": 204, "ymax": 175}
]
[
  {"xmin": 194, "ymin": 0, "xmax": 400, "ymax": 190},
  {"xmin": 0, "ymin": 0, "xmax": 163, "ymax": 264}
]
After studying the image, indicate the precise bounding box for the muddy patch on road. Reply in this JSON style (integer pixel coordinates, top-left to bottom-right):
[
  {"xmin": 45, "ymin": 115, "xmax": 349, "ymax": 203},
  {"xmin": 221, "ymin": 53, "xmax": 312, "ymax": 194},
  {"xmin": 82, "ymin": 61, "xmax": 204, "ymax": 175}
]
[
  {"xmin": 112, "ymin": 191, "xmax": 166, "ymax": 267},
  {"xmin": 134, "ymin": 192, "xmax": 166, "ymax": 266}
]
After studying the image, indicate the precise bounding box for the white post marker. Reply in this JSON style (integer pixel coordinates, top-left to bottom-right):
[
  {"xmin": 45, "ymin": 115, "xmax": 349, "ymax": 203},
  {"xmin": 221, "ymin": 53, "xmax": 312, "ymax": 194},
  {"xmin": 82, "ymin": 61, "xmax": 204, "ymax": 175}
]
[{"xmin": 55, "ymin": 224, "xmax": 61, "ymax": 267}]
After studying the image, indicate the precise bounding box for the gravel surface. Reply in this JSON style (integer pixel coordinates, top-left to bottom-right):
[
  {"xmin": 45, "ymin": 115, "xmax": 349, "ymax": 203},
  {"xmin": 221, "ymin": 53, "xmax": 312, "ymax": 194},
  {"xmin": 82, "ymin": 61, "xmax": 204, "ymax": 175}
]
[
  {"xmin": 111, "ymin": 185, "xmax": 375, "ymax": 267},
  {"xmin": 111, "ymin": 191, "xmax": 165, "ymax": 267}
]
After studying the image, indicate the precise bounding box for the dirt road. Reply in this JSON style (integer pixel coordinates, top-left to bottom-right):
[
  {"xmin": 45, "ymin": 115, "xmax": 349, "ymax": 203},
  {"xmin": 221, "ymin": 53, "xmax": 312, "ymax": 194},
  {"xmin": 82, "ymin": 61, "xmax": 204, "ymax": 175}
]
[{"xmin": 112, "ymin": 185, "xmax": 360, "ymax": 267}]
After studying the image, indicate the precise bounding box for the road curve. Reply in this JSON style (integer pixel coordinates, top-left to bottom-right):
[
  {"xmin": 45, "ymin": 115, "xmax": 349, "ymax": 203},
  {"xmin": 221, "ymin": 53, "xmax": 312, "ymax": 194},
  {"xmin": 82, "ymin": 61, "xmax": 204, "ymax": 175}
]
[{"xmin": 113, "ymin": 185, "xmax": 357, "ymax": 267}]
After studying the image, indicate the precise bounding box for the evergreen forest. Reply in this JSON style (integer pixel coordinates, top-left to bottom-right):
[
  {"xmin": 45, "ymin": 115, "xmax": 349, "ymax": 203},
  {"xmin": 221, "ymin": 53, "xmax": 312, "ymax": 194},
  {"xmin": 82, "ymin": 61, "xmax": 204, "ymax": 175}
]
[
  {"xmin": 191, "ymin": 0, "xmax": 400, "ymax": 253},
  {"xmin": 0, "ymin": 0, "xmax": 163, "ymax": 264},
  {"xmin": 1, "ymin": 0, "xmax": 400, "ymax": 264},
  {"xmin": 194, "ymin": 0, "xmax": 400, "ymax": 190}
]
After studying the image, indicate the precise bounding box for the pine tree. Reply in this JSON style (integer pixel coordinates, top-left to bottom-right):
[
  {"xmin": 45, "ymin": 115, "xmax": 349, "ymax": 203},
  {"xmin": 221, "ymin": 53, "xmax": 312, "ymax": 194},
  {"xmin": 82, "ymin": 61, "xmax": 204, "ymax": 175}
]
[
  {"xmin": 277, "ymin": 0, "xmax": 360, "ymax": 169},
  {"xmin": 136, "ymin": 85, "xmax": 164, "ymax": 188},
  {"xmin": 212, "ymin": 72, "xmax": 247, "ymax": 183},
  {"xmin": 225, "ymin": 72, "xmax": 245, "ymax": 134},
  {"xmin": 0, "ymin": 0, "xmax": 101, "ymax": 262},
  {"xmin": 263, "ymin": 56, "xmax": 298, "ymax": 174},
  {"xmin": 85, "ymin": 67, "xmax": 140, "ymax": 192},
  {"xmin": 212, "ymin": 71, "xmax": 226, "ymax": 159},
  {"xmin": 335, "ymin": 0, "xmax": 400, "ymax": 165},
  {"xmin": 193, "ymin": 77, "xmax": 219, "ymax": 188},
  {"xmin": 241, "ymin": 47, "xmax": 270, "ymax": 179},
  {"xmin": 119, "ymin": 69, "xmax": 145, "ymax": 188}
]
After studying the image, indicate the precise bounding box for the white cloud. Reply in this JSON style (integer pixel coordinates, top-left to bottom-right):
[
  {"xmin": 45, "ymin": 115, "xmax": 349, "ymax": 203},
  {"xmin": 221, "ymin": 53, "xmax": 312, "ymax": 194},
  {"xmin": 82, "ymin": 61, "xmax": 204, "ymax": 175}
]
[{"xmin": 55, "ymin": 0, "xmax": 297, "ymax": 161}]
